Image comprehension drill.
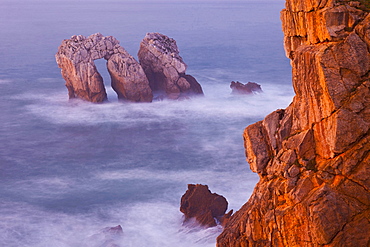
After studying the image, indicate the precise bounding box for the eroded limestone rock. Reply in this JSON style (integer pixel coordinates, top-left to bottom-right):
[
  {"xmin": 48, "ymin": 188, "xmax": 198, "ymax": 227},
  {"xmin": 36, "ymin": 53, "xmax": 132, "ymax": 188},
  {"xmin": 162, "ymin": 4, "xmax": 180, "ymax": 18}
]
[
  {"xmin": 56, "ymin": 33, "xmax": 152, "ymax": 103},
  {"xmin": 138, "ymin": 33, "xmax": 203, "ymax": 99},
  {"xmin": 107, "ymin": 53, "xmax": 152, "ymax": 102},
  {"xmin": 217, "ymin": 1, "xmax": 370, "ymax": 246},
  {"xmin": 180, "ymin": 184, "xmax": 229, "ymax": 228}
]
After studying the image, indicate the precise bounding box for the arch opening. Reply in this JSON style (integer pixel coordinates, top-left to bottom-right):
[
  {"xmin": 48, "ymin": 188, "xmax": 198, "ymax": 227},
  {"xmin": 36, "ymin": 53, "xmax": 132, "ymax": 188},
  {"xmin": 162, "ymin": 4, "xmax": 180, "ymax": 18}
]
[{"xmin": 94, "ymin": 58, "xmax": 117, "ymax": 102}]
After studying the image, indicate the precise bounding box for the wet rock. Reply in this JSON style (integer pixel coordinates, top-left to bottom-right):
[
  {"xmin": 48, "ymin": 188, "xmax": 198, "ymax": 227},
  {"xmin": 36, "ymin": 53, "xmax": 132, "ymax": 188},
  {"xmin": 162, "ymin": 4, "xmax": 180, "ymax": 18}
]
[
  {"xmin": 217, "ymin": 1, "xmax": 370, "ymax": 246},
  {"xmin": 102, "ymin": 225, "xmax": 124, "ymax": 236},
  {"xmin": 138, "ymin": 33, "xmax": 203, "ymax": 99},
  {"xmin": 230, "ymin": 81, "xmax": 262, "ymax": 94},
  {"xmin": 56, "ymin": 33, "xmax": 152, "ymax": 103},
  {"xmin": 88, "ymin": 225, "xmax": 123, "ymax": 247},
  {"xmin": 107, "ymin": 52, "xmax": 152, "ymax": 102},
  {"xmin": 219, "ymin": 209, "xmax": 233, "ymax": 227},
  {"xmin": 180, "ymin": 184, "xmax": 229, "ymax": 228}
]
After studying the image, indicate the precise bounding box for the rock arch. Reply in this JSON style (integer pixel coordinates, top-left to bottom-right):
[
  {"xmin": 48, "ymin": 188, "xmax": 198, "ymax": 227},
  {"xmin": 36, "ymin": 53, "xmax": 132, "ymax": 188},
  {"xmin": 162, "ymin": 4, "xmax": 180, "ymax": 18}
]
[{"xmin": 55, "ymin": 33, "xmax": 153, "ymax": 103}]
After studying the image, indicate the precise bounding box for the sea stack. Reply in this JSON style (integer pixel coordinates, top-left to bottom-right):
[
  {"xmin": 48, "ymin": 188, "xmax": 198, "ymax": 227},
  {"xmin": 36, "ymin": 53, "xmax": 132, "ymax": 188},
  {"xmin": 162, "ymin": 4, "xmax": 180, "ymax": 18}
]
[
  {"xmin": 217, "ymin": 1, "xmax": 370, "ymax": 246},
  {"xmin": 180, "ymin": 184, "xmax": 230, "ymax": 228},
  {"xmin": 138, "ymin": 33, "xmax": 203, "ymax": 99},
  {"xmin": 55, "ymin": 33, "xmax": 152, "ymax": 103},
  {"xmin": 230, "ymin": 81, "xmax": 262, "ymax": 94}
]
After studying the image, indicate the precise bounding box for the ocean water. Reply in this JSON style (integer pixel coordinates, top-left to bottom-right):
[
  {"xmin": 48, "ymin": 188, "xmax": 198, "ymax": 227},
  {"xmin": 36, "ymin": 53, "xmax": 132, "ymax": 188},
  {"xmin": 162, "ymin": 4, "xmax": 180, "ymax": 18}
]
[{"xmin": 0, "ymin": 1, "xmax": 293, "ymax": 246}]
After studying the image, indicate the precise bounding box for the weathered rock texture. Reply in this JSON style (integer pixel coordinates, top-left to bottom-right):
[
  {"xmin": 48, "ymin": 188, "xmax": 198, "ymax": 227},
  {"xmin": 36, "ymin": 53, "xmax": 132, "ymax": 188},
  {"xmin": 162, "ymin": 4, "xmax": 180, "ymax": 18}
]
[
  {"xmin": 230, "ymin": 81, "xmax": 262, "ymax": 94},
  {"xmin": 218, "ymin": 1, "xmax": 370, "ymax": 246},
  {"xmin": 56, "ymin": 33, "xmax": 152, "ymax": 103},
  {"xmin": 138, "ymin": 33, "xmax": 203, "ymax": 99},
  {"xmin": 180, "ymin": 184, "xmax": 229, "ymax": 228}
]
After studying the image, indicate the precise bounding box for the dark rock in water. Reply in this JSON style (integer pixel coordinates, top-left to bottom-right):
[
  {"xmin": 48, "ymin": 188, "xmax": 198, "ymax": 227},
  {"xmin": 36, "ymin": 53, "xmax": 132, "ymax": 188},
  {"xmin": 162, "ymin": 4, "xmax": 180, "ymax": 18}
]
[
  {"xmin": 219, "ymin": 209, "xmax": 233, "ymax": 227},
  {"xmin": 180, "ymin": 74, "xmax": 204, "ymax": 95},
  {"xmin": 55, "ymin": 33, "xmax": 152, "ymax": 103},
  {"xmin": 180, "ymin": 184, "xmax": 229, "ymax": 228},
  {"xmin": 102, "ymin": 225, "xmax": 123, "ymax": 235},
  {"xmin": 88, "ymin": 225, "xmax": 124, "ymax": 247},
  {"xmin": 230, "ymin": 81, "xmax": 262, "ymax": 94},
  {"xmin": 138, "ymin": 32, "xmax": 204, "ymax": 99}
]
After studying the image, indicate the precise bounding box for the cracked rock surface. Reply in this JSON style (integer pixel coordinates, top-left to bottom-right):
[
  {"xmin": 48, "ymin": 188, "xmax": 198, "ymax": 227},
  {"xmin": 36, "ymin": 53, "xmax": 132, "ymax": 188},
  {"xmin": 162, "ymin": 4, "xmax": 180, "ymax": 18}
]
[
  {"xmin": 180, "ymin": 184, "xmax": 229, "ymax": 228},
  {"xmin": 55, "ymin": 33, "xmax": 152, "ymax": 103},
  {"xmin": 217, "ymin": 1, "xmax": 370, "ymax": 246},
  {"xmin": 138, "ymin": 33, "xmax": 203, "ymax": 99}
]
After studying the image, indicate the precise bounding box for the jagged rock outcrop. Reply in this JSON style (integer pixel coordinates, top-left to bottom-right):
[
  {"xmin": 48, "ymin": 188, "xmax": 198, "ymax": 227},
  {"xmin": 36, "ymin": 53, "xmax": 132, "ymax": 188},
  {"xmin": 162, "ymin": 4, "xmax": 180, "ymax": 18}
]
[
  {"xmin": 218, "ymin": 1, "xmax": 370, "ymax": 246},
  {"xmin": 56, "ymin": 33, "xmax": 152, "ymax": 103},
  {"xmin": 230, "ymin": 81, "xmax": 262, "ymax": 94},
  {"xmin": 138, "ymin": 33, "xmax": 203, "ymax": 99},
  {"xmin": 180, "ymin": 184, "xmax": 230, "ymax": 228}
]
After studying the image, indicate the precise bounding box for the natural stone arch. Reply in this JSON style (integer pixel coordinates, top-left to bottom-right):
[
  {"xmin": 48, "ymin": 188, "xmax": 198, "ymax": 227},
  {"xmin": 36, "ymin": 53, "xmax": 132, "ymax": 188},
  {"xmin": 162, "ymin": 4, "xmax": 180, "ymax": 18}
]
[{"xmin": 56, "ymin": 33, "xmax": 153, "ymax": 103}]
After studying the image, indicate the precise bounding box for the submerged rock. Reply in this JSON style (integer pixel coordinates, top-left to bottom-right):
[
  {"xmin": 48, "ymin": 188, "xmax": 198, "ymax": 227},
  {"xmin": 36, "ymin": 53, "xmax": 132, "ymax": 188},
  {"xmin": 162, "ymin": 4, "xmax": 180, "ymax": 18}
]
[
  {"xmin": 102, "ymin": 225, "xmax": 124, "ymax": 236},
  {"xmin": 88, "ymin": 225, "xmax": 123, "ymax": 247},
  {"xmin": 218, "ymin": 1, "xmax": 370, "ymax": 246},
  {"xmin": 55, "ymin": 33, "xmax": 152, "ymax": 103},
  {"xmin": 138, "ymin": 33, "xmax": 203, "ymax": 99},
  {"xmin": 180, "ymin": 184, "xmax": 230, "ymax": 228},
  {"xmin": 230, "ymin": 81, "xmax": 262, "ymax": 94}
]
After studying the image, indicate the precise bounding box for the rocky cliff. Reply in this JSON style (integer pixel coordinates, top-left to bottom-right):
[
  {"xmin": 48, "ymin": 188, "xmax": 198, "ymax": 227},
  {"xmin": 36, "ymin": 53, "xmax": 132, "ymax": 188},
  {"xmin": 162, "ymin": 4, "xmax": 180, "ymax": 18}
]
[{"xmin": 217, "ymin": 0, "xmax": 370, "ymax": 246}]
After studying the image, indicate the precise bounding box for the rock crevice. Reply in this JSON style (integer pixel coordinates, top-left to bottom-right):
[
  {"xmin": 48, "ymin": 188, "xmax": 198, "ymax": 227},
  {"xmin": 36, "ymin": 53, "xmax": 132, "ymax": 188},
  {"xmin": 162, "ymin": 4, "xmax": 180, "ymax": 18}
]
[
  {"xmin": 138, "ymin": 33, "xmax": 203, "ymax": 99},
  {"xmin": 217, "ymin": 1, "xmax": 370, "ymax": 246},
  {"xmin": 56, "ymin": 32, "xmax": 203, "ymax": 102},
  {"xmin": 56, "ymin": 33, "xmax": 152, "ymax": 103}
]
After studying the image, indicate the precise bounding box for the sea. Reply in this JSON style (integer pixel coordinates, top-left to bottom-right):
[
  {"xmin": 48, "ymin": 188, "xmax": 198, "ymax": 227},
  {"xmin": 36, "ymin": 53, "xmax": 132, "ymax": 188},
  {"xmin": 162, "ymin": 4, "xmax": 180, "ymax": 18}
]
[{"xmin": 0, "ymin": 1, "xmax": 293, "ymax": 246}]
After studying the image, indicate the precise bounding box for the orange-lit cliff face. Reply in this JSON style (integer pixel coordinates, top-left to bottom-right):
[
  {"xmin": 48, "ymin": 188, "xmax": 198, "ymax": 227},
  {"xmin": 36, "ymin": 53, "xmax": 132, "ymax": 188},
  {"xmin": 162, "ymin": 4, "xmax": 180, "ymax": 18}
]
[{"xmin": 217, "ymin": 0, "xmax": 370, "ymax": 246}]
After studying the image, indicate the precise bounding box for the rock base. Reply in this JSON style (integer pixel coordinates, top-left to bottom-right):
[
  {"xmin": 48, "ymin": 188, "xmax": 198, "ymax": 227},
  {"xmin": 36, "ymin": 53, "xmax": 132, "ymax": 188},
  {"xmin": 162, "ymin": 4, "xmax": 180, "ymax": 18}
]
[{"xmin": 180, "ymin": 184, "xmax": 230, "ymax": 228}]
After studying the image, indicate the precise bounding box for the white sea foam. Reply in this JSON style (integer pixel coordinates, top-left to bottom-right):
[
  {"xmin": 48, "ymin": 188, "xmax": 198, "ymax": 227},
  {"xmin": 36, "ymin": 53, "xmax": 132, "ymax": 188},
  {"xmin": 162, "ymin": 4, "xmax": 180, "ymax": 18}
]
[
  {"xmin": 0, "ymin": 1, "xmax": 291, "ymax": 246},
  {"xmin": 3, "ymin": 61, "xmax": 292, "ymax": 247},
  {"xmin": 18, "ymin": 78, "xmax": 293, "ymax": 128},
  {"xmin": 0, "ymin": 200, "xmax": 229, "ymax": 247},
  {"xmin": 95, "ymin": 166, "xmax": 257, "ymax": 210}
]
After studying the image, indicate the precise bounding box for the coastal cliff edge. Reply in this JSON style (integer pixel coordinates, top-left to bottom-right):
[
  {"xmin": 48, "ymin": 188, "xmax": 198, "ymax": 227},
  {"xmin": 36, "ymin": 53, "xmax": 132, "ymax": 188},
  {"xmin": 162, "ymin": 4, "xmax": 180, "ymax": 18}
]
[{"xmin": 217, "ymin": 0, "xmax": 370, "ymax": 246}]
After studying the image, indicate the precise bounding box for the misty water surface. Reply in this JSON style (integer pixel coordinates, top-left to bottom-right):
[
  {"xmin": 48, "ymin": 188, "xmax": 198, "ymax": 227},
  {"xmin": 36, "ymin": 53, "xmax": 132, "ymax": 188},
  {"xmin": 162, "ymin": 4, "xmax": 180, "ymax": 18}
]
[{"xmin": 0, "ymin": 1, "xmax": 292, "ymax": 246}]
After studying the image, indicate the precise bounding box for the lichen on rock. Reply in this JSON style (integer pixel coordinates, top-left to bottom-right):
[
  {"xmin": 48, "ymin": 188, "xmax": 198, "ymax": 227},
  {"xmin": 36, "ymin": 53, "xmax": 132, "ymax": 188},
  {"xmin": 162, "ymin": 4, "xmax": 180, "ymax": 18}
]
[{"xmin": 217, "ymin": 0, "xmax": 370, "ymax": 246}]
